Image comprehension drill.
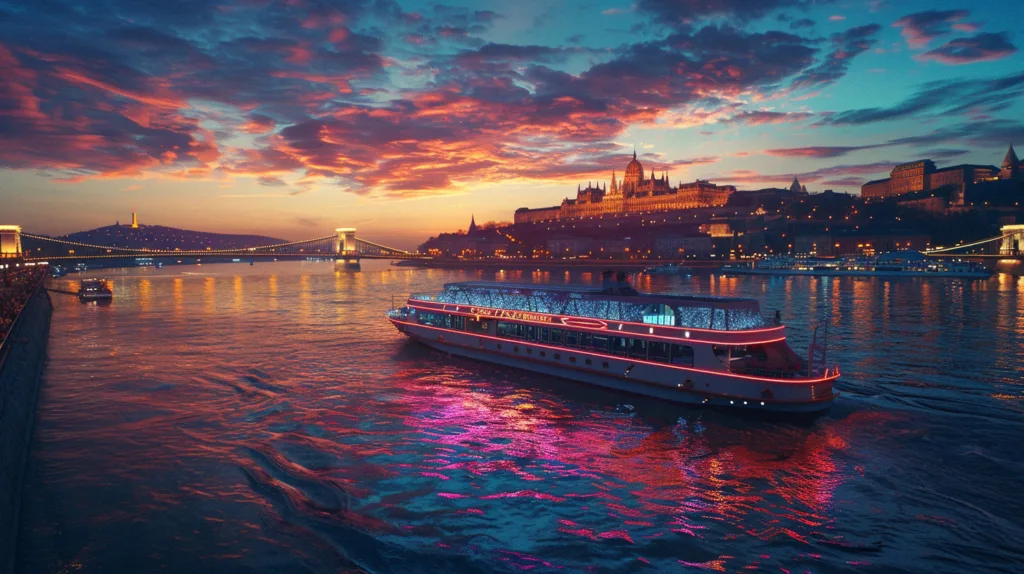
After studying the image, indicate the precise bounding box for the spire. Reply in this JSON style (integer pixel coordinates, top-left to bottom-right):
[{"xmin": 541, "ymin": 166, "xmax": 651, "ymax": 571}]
[
  {"xmin": 1003, "ymin": 143, "xmax": 1019, "ymax": 169},
  {"xmin": 633, "ymin": 148, "xmax": 636, "ymax": 160},
  {"xmin": 131, "ymin": 210, "xmax": 139, "ymax": 229},
  {"xmin": 790, "ymin": 176, "xmax": 801, "ymax": 194},
  {"xmin": 468, "ymin": 214, "xmax": 478, "ymax": 234}
]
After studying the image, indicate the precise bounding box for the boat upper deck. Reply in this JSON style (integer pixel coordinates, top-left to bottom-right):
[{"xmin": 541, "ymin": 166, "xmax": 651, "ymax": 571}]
[{"xmin": 410, "ymin": 281, "xmax": 773, "ymax": 332}]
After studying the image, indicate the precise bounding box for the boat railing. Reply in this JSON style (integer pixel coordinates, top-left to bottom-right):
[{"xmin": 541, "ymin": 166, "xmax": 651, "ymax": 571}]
[
  {"xmin": 409, "ymin": 292, "xmax": 438, "ymax": 302},
  {"xmin": 730, "ymin": 364, "xmax": 836, "ymax": 380}
]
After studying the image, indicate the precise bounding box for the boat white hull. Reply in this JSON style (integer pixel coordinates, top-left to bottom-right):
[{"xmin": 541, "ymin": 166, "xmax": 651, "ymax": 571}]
[{"xmin": 391, "ymin": 319, "xmax": 835, "ymax": 414}]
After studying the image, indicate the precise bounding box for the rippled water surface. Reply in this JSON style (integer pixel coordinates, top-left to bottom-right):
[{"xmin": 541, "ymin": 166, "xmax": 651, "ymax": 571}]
[{"xmin": 18, "ymin": 261, "xmax": 1024, "ymax": 573}]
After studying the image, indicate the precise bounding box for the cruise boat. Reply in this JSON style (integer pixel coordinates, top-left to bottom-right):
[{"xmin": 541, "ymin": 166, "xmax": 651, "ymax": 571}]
[
  {"xmin": 386, "ymin": 276, "xmax": 838, "ymax": 414},
  {"xmin": 722, "ymin": 250, "xmax": 991, "ymax": 279},
  {"xmin": 79, "ymin": 278, "xmax": 113, "ymax": 302},
  {"xmin": 642, "ymin": 263, "xmax": 694, "ymax": 276}
]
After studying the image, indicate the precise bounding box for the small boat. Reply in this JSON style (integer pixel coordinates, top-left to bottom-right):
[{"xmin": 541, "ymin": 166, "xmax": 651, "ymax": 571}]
[
  {"xmin": 79, "ymin": 278, "xmax": 113, "ymax": 302},
  {"xmin": 155, "ymin": 262, "xmax": 163, "ymax": 269},
  {"xmin": 386, "ymin": 274, "xmax": 838, "ymax": 414},
  {"xmin": 643, "ymin": 263, "xmax": 693, "ymax": 276},
  {"xmin": 74, "ymin": 262, "xmax": 88, "ymax": 273}
]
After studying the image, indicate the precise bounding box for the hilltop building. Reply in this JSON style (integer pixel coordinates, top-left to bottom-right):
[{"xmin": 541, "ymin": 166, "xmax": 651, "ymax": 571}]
[
  {"xmin": 131, "ymin": 211, "xmax": 139, "ymax": 229},
  {"xmin": 419, "ymin": 215, "xmax": 513, "ymax": 258},
  {"xmin": 514, "ymin": 151, "xmax": 735, "ymax": 224},
  {"xmin": 861, "ymin": 145, "xmax": 1023, "ymax": 202}
]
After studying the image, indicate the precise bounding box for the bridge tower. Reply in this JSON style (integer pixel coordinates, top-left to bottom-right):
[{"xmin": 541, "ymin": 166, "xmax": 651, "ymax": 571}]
[
  {"xmin": 1000, "ymin": 224, "xmax": 1024, "ymax": 256},
  {"xmin": 334, "ymin": 227, "xmax": 360, "ymax": 269},
  {"xmin": 0, "ymin": 225, "xmax": 22, "ymax": 260}
]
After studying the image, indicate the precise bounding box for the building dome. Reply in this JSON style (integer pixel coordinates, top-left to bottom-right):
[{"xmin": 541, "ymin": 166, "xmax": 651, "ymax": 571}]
[
  {"xmin": 622, "ymin": 150, "xmax": 644, "ymax": 194},
  {"xmin": 624, "ymin": 151, "xmax": 644, "ymax": 180}
]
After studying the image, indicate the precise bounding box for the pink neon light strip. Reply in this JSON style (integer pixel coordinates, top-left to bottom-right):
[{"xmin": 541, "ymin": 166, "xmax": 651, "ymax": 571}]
[{"xmin": 388, "ymin": 316, "xmax": 839, "ymax": 385}]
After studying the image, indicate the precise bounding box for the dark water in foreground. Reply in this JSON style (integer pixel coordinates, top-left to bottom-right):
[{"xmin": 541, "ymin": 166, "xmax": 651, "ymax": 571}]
[{"xmin": 18, "ymin": 261, "xmax": 1024, "ymax": 573}]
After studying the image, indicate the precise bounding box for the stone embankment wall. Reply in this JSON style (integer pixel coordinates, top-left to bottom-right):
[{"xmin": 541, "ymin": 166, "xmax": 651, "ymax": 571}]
[{"xmin": 0, "ymin": 285, "xmax": 52, "ymax": 574}]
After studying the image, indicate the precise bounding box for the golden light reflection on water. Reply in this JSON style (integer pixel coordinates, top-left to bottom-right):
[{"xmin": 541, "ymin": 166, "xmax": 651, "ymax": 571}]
[
  {"xmin": 138, "ymin": 278, "xmax": 151, "ymax": 314},
  {"xmin": 173, "ymin": 277, "xmax": 183, "ymax": 315},
  {"xmin": 233, "ymin": 275, "xmax": 243, "ymax": 311}
]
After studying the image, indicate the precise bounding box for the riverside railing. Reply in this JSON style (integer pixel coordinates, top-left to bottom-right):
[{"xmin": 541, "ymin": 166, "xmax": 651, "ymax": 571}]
[{"xmin": 0, "ymin": 273, "xmax": 47, "ymax": 371}]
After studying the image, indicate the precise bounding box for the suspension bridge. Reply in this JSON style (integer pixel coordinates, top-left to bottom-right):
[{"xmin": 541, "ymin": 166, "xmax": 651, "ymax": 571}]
[
  {"xmin": 923, "ymin": 225, "xmax": 1024, "ymax": 259},
  {"xmin": 0, "ymin": 226, "xmax": 428, "ymax": 265}
]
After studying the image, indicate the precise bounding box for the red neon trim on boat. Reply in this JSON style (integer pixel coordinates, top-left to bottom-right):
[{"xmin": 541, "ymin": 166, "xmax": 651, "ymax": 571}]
[{"xmin": 387, "ymin": 316, "xmax": 839, "ymax": 385}]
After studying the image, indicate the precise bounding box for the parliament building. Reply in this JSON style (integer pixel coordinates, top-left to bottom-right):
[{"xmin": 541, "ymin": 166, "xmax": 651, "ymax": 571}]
[{"xmin": 514, "ymin": 152, "xmax": 736, "ymax": 224}]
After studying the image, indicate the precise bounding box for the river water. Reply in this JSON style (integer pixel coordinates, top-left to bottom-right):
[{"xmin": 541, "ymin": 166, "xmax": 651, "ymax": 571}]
[{"xmin": 17, "ymin": 261, "xmax": 1024, "ymax": 573}]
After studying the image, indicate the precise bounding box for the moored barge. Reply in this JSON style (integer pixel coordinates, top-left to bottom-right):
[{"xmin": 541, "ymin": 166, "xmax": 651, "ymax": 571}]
[{"xmin": 386, "ymin": 277, "xmax": 839, "ymax": 414}]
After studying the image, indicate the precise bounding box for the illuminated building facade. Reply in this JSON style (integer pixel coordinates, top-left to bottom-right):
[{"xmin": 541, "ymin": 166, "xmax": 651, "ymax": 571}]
[
  {"xmin": 861, "ymin": 146, "xmax": 1023, "ymax": 201},
  {"xmin": 515, "ymin": 152, "xmax": 735, "ymax": 224}
]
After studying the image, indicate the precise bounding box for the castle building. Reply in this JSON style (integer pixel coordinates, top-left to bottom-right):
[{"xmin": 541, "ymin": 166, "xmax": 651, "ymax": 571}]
[
  {"xmin": 514, "ymin": 151, "xmax": 735, "ymax": 224},
  {"xmin": 861, "ymin": 145, "xmax": 1022, "ymax": 201}
]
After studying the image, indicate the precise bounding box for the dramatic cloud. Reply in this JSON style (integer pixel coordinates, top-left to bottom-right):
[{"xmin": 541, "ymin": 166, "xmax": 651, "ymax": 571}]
[
  {"xmin": 1, "ymin": 0, "xmax": 1020, "ymax": 203},
  {"xmin": 257, "ymin": 176, "xmax": 287, "ymax": 187},
  {"xmin": 764, "ymin": 145, "xmax": 881, "ymax": 158},
  {"xmin": 918, "ymin": 33, "xmax": 1017, "ymax": 64},
  {"xmin": 892, "ymin": 10, "xmax": 971, "ymax": 48},
  {"xmin": 723, "ymin": 111, "xmax": 815, "ymax": 125},
  {"xmin": 636, "ymin": 0, "xmax": 831, "ymax": 23},
  {"xmin": 715, "ymin": 161, "xmax": 898, "ymax": 187},
  {"xmin": 792, "ymin": 24, "xmax": 881, "ymax": 87},
  {"xmin": 821, "ymin": 71, "xmax": 1024, "ymax": 125}
]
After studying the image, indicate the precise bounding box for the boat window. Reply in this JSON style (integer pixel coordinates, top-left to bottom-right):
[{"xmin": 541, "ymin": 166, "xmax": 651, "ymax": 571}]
[
  {"xmin": 585, "ymin": 358, "xmax": 592, "ymax": 366},
  {"xmin": 628, "ymin": 338, "xmax": 648, "ymax": 360},
  {"xmin": 467, "ymin": 318, "xmax": 488, "ymax": 333},
  {"xmin": 649, "ymin": 342, "xmax": 671, "ymax": 362},
  {"xmin": 579, "ymin": 333, "xmax": 593, "ymax": 349},
  {"xmin": 642, "ymin": 304, "xmax": 676, "ymax": 326},
  {"xmin": 590, "ymin": 335, "xmax": 611, "ymax": 353},
  {"xmin": 540, "ymin": 327, "xmax": 550, "ymax": 343},
  {"xmin": 565, "ymin": 331, "xmax": 579, "ymax": 347},
  {"xmin": 602, "ymin": 361, "xmax": 609, "ymax": 369},
  {"xmin": 712, "ymin": 345, "xmax": 730, "ymax": 363},
  {"xmin": 610, "ymin": 337, "xmax": 628, "ymax": 356},
  {"xmin": 497, "ymin": 321, "xmax": 516, "ymax": 338},
  {"xmin": 671, "ymin": 344, "xmax": 694, "ymax": 367},
  {"xmin": 730, "ymin": 345, "xmax": 768, "ymax": 361},
  {"xmin": 727, "ymin": 309, "xmax": 765, "ymax": 331},
  {"xmin": 550, "ymin": 329, "xmax": 564, "ymax": 345},
  {"xmin": 676, "ymin": 306, "xmax": 712, "ymax": 329},
  {"xmin": 711, "ymin": 308, "xmax": 727, "ymax": 330},
  {"xmin": 526, "ymin": 325, "xmax": 537, "ymax": 341}
]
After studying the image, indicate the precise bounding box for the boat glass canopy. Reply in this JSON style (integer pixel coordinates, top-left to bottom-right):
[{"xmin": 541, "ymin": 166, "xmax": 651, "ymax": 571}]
[{"xmin": 420, "ymin": 282, "xmax": 770, "ymax": 331}]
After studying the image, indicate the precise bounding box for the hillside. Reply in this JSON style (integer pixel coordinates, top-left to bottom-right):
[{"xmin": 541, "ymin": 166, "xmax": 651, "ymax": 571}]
[{"xmin": 62, "ymin": 224, "xmax": 289, "ymax": 251}]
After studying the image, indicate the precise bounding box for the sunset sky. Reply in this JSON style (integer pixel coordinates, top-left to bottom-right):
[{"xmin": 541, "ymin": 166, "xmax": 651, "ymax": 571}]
[{"xmin": 2, "ymin": 0, "xmax": 1022, "ymax": 248}]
